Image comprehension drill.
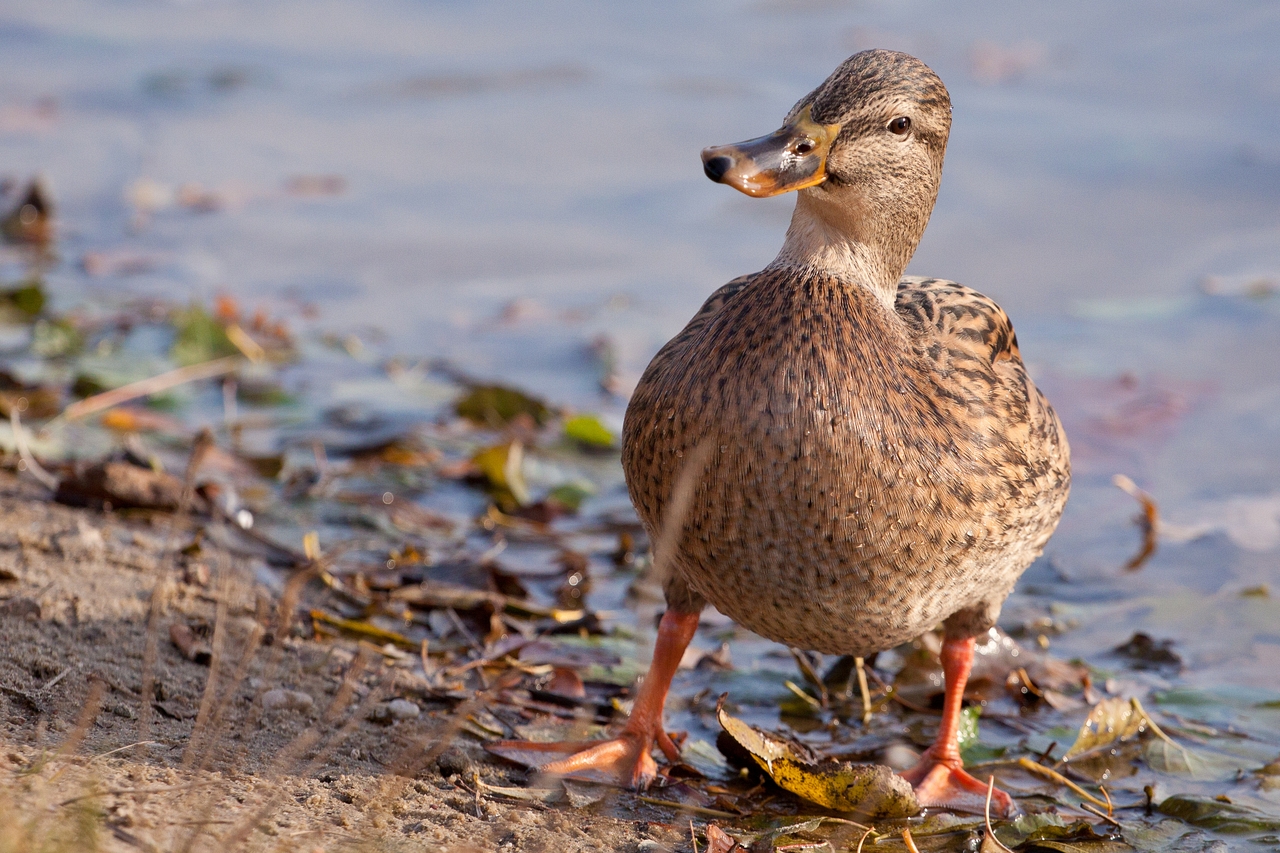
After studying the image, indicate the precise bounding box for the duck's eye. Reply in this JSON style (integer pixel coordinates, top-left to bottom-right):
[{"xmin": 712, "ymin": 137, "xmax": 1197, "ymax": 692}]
[
  {"xmin": 888, "ymin": 116, "xmax": 912, "ymax": 136},
  {"xmin": 792, "ymin": 139, "xmax": 815, "ymax": 156}
]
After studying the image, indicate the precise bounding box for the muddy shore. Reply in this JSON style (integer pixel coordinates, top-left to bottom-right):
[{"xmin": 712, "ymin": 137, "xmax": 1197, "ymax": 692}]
[{"xmin": 0, "ymin": 468, "xmax": 682, "ymax": 853}]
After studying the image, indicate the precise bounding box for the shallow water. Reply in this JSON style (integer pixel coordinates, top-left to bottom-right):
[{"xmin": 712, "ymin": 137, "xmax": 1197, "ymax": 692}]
[{"xmin": 2, "ymin": 0, "xmax": 1280, "ymax": 846}]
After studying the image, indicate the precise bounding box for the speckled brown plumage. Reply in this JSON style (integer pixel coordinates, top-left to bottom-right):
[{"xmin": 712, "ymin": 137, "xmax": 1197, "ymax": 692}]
[
  {"xmin": 623, "ymin": 270, "xmax": 1069, "ymax": 653},
  {"xmin": 622, "ymin": 49, "xmax": 1070, "ymax": 656}
]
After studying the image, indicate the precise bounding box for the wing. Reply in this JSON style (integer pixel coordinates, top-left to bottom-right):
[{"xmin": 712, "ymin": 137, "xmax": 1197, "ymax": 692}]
[
  {"xmin": 895, "ymin": 276, "xmax": 1021, "ymax": 365},
  {"xmin": 895, "ymin": 276, "xmax": 1070, "ymax": 548}
]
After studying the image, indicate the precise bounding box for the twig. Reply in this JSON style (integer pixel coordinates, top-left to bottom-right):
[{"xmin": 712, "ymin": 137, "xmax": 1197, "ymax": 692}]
[
  {"xmin": 636, "ymin": 796, "xmax": 738, "ymax": 819},
  {"xmin": 902, "ymin": 827, "xmax": 922, "ymax": 853},
  {"xmin": 1113, "ymin": 474, "xmax": 1158, "ymax": 570},
  {"xmin": 40, "ymin": 665, "xmax": 74, "ymax": 693},
  {"xmin": 87, "ymin": 741, "xmax": 157, "ymax": 762},
  {"xmin": 1080, "ymin": 801, "xmax": 1122, "ymax": 828},
  {"xmin": 690, "ymin": 819, "xmax": 699, "ymax": 853},
  {"xmin": 1016, "ymin": 756, "xmax": 1110, "ymax": 809},
  {"xmin": 60, "ymin": 356, "xmax": 241, "ymax": 421},
  {"xmin": 855, "ymin": 828, "xmax": 874, "ymax": 853}
]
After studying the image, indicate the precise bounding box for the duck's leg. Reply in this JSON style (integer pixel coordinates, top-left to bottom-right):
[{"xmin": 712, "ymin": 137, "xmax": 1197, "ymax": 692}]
[
  {"xmin": 487, "ymin": 608, "xmax": 699, "ymax": 789},
  {"xmin": 900, "ymin": 635, "xmax": 1016, "ymax": 817}
]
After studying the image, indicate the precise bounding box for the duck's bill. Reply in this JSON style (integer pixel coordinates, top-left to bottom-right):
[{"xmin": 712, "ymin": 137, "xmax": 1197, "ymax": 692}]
[{"xmin": 700, "ymin": 106, "xmax": 841, "ymax": 198}]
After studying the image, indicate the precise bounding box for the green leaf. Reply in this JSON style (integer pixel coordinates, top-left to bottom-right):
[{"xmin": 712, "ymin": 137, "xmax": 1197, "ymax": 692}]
[
  {"xmin": 563, "ymin": 413, "xmax": 615, "ymax": 448},
  {"xmin": 1157, "ymin": 794, "xmax": 1280, "ymax": 833},
  {"xmin": 547, "ymin": 481, "xmax": 593, "ymax": 512},
  {"xmin": 1, "ymin": 279, "xmax": 45, "ymax": 317}
]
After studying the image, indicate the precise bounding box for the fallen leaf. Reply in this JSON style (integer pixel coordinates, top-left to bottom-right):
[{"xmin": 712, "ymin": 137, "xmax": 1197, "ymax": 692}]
[
  {"xmin": 309, "ymin": 609, "xmax": 419, "ymax": 650},
  {"xmin": 563, "ymin": 413, "xmax": 616, "ymax": 448},
  {"xmin": 1063, "ymin": 697, "xmax": 1197, "ymax": 775},
  {"xmin": 704, "ymin": 823, "xmax": 745, "ymax": 853},
  {"xmin": 54, "ymin": 459, "xmax": 206, "ymax": 512},
  {"xmin": 169, "ymin": 623, "xmax": 211, "ymax": 664},
  {"xmin": 715, "ymin": 697, "xmax": 918, "ymax": 817},
  {"xmin": 455, "ymin": 384, "xmax": 551, "ymax": 427},
  {"xmin": 472, "ymin": 441, "xmax": 531, "ymax": 507},
  {"xmin": 1156, "ymin": 794, "xmax": 1280, "ymax": 833}
]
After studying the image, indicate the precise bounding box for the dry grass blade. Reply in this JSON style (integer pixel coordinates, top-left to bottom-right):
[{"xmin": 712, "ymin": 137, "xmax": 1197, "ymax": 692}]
[
  {"xmin": 53, "ymin": 678, "xmax": 106, "ymax": 763},
  {"xmin": 216, "ymin": 652, "xmax": 390, "ymax": 850},
  {"xmin": 60, "ymin": 355, "xmax": 241, "ymax": 422},
  {"xmin": 902, "ymin": 827, "xmax": 921, "ymax": 853},
  {"xmin": 984, "ymin": 775, "xmax": 1014, "ymax": 852},
  {"xmin": 1015, "ymin": 756, "xmax": 1110, "ymax": 809},
  {"xmin": 181, "ymin": 559, "xmax": 232, "ymax": 770},
  {"xmin": 855, "ymin": 656, "xmax": 873, "ymax": 725}
]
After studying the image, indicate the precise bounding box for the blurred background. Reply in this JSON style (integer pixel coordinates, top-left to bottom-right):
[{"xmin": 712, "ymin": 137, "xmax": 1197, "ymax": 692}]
[{"xmin": 2, "ymin": 0, "xmax": 1279, "ymax": 692}]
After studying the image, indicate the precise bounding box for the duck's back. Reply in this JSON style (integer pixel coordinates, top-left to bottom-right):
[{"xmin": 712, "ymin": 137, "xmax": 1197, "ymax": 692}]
[{"xmin": 622, "ymin": 269, "xmax": 1069, "ymax": 655}]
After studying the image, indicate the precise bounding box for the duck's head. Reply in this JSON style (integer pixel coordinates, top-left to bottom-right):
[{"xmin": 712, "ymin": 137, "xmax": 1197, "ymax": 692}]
[{"xmin": 702, "ymin": 50, "xmax": 951, "ymax": 293}]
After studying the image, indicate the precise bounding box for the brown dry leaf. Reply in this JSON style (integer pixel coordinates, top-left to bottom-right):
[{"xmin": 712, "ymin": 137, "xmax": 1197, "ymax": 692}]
[
  {"xmin": 169, "ymin": 623, "xmax": 211, "ymax": 664},
  {"xmin": 54, "ymin": 459, "xmax": 206, "ymax": 512},
  {"xmin": 715, "ymin": 697, "xmax": 918, "ymax": 818},
  {"xmin": 705, "ymin": 823, "xmax": 745, "ymax": 853}
]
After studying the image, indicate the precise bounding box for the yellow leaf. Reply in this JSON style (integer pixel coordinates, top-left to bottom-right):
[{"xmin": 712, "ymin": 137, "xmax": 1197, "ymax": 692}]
[{"xmin": 715, "ymin": 698, "xmax": 917, "ymax": 818}]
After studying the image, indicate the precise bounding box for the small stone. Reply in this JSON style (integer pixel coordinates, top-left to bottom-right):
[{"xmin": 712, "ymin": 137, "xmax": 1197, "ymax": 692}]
[
  {"xmin": 387, "ymin": 698, "xmax": 420, "ymax": 720},
  {"xmin": 0, "ymin": 597, "xmax": 41, "ymax": 620},
  {"xmin": 370, "ymin": 698, "xmax": 421, "ymax": 725},
  {"xmin": 434, "ymin": 746, "xmax": 473, "ymax": 778},
  {"xmin": 261, "ymin": 688, "xmax": 313, "ymax": 714}
]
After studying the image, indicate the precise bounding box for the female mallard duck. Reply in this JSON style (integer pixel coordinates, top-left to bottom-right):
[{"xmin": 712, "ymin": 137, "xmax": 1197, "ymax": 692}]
[{"xmin": 493, "ymin": 49, "xmax": 1070, "ymax": 816}]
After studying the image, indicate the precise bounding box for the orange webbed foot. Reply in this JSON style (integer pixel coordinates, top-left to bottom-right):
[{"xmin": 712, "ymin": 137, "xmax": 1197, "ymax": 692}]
[
  {"xmin": 488, "ymin": 725, "xmax": 679, "ymax": 789},
  {"xmin": 901, "ymin": 752, "xmax": 1017, "ymax": 817}
]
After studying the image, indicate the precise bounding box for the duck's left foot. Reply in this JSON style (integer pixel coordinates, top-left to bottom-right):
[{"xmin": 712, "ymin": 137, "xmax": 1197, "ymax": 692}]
[
  {"xmin": 897, "ymin": 633, "xmax": 1018, "ymax": 817},
  {"xmin": 901, "ymin": 753, "xmax": 1016, "ymax": 817}
]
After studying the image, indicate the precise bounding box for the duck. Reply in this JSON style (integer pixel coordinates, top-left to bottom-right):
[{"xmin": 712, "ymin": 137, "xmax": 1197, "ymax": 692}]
[{"xmin": 490, "ymin": 48, "xmax": 1070, "ymax": 817}]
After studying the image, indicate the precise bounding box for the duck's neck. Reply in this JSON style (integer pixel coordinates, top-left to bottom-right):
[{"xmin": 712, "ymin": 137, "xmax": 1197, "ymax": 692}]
[{"xmin": 769, "ymin": 190, "xmax": 922, "ymax": 310}]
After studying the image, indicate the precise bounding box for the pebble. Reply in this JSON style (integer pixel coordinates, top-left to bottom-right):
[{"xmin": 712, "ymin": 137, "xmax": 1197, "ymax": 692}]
[
  {"xmin": 387, "ymin": 698, "xmax": 420, "ymax": 720},
  {"xmin": 370, "ymin": 698, "xmax": 421, "ymax": 725},
  {"xmin": 261, "ymin": 688, "xmax": 313, "ymax": 714},
  {"xmin": 434, "ymin": 746, "xmax": 473, "ymax": 778}
]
